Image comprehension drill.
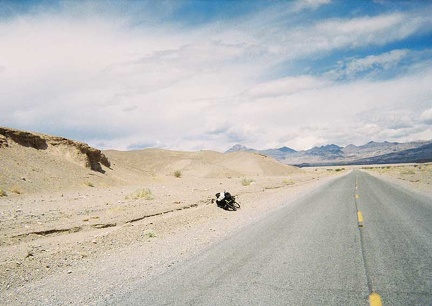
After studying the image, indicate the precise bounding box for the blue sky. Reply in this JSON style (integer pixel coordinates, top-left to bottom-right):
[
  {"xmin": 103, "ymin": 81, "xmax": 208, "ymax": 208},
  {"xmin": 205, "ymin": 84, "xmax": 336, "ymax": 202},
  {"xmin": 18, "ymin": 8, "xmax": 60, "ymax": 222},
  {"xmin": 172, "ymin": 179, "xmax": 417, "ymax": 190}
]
[{"xmin": 1, "ymin": 0, "xmax": 432, "ymax": 151}]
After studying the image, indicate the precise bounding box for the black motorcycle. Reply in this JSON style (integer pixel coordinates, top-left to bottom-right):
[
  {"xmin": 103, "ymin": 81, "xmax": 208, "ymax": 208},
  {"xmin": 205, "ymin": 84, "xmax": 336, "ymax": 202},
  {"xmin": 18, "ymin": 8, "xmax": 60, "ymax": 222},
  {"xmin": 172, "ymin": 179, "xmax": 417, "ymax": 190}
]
[{"xmin": 215, "ymin": 191, "xmax": 241, "ymax": 211}]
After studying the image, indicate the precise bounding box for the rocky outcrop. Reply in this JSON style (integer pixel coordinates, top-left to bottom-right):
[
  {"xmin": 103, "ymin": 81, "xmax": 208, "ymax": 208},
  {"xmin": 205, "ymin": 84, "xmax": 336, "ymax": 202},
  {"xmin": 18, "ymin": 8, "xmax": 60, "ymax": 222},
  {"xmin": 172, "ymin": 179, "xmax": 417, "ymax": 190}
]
[
  {"xmin": 0, "ymin": 127, "xmax": 110, "ymax": 173},
  {"xmin": 0, "ymin": 127, "xmax": 47, "ymax": 149},
  {"xmin": 0, "ymin": 134, "xmax": 8, "ymax": 148}
]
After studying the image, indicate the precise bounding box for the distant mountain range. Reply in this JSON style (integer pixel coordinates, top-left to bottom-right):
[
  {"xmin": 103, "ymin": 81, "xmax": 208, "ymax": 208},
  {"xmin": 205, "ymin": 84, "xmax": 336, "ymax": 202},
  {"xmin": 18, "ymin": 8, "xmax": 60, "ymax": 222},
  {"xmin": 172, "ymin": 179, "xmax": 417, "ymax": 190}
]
[{"xmin": 226, "ymin": 140, "xmax": 432, "ymax": 167}]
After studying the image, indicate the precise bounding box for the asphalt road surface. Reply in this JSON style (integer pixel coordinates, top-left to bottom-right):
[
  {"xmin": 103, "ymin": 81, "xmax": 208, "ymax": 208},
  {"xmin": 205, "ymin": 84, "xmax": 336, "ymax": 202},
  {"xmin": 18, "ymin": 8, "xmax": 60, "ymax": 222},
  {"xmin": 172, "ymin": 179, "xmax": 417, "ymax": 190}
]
[{"xmin": 113, "ymin": 170, "xmax": 432, "ymax": 305}]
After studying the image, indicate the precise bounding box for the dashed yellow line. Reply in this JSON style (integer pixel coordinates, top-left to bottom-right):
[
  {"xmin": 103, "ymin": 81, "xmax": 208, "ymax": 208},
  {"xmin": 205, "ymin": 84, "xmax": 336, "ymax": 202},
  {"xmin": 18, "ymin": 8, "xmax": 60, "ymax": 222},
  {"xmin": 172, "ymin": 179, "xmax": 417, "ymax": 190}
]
[
  {"xmin": 369, "ymin": 292, "xmax": 382, "ymax": 306},
  {"xmin": 356, "ymin": 180, "xmax": 381, "ymax": 305},
  {"xmin": 358, "ymin": 211, "xmax": 364, "ymax": 227}
]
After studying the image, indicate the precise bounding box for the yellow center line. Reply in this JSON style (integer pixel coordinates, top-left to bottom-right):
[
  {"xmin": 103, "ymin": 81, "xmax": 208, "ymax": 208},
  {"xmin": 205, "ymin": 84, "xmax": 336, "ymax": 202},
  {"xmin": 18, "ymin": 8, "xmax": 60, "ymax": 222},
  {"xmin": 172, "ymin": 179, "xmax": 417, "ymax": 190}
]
[
  {"xmin": 358, "ymin": 211, "xmax": 364, "ymax": 227},
  {"xmin": 369, "ymin": 292, "xmax": 383, "ymax": 306},
  {"xmin": 356, "ymin": 180, "xmax": 381, "ymax": 305}
]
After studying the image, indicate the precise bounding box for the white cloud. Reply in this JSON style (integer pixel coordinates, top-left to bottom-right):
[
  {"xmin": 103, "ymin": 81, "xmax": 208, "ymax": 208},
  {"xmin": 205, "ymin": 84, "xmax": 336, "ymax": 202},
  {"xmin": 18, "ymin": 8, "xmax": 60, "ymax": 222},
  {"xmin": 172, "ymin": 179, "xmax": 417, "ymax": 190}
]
[
  {"xmin": 245, "ymin": 76, "xmax": 330, "ymax": 98},
  {"xmin": 420, "ymin": 108, "xmax": 432, "ymax": 124},
  {"xmin": 327, "ymin": 49, "xmax": 410, "ymax": 79},
  {"xmin": 1, "ymin": 2, "xmax": 431, "ymax": 152},
  {"xmin": 254, "ymin": 68, "xmax": 432, "ymax": 149},
  {"xmin": 356, "ymin": 124, "xmax": 383, "ymax": 136},
  {"xmin": 265, "ymin": 10, "xmax": 432, "ymax": 61},
  {"xmin": 349, "ymin": 50, "xmax": 408, "ymax": 72},
  {"xmin": 293, "ymin": 0, "xmax": 331, "ymax": 11},
  {"xmin": 288, "ymin": 135, "xmax": 328, "ymax": 151}
]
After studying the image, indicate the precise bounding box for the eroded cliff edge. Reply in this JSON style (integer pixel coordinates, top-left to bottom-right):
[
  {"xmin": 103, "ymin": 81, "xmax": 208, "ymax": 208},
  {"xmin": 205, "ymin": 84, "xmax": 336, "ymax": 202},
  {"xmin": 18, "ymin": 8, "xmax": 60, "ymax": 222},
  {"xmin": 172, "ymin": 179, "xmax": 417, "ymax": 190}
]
[{"xmin": 0, "ymin": 127, "xmax": 110, "ymax": 173}]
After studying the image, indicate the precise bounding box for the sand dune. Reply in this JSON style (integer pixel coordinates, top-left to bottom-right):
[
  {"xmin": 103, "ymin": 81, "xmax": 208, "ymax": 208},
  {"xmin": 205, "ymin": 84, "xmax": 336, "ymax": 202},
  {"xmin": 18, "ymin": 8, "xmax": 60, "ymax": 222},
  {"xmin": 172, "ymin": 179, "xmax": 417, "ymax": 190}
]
[
  {"xmin": 0, "ymin": 126, "xmax": 302, "ymax": 194},
  {"xmin": 105, "ymin": 149, "xmax": 301, "ymax": 182}
]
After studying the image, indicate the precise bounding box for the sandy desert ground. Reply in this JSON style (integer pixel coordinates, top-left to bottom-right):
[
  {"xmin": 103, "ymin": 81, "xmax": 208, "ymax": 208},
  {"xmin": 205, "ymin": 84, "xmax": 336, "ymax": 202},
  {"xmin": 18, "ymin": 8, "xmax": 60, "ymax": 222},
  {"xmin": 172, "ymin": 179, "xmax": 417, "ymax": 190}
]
[
  {"xmin": 0, "ymin": 129, "xmax": 344, "ymax": 304},
  {"xmin": 360, "ymin": 163, "xmax": 432, "ymax": 195},
  {"xmin": 1, "ymin": 128, "xmax": 431, "ymax": 304}
]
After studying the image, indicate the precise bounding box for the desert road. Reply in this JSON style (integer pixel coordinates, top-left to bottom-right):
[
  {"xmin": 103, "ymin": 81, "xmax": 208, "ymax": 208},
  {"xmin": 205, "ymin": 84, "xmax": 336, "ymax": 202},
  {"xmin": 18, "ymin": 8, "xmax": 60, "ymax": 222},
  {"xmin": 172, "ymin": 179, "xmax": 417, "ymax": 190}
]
[{"xmin": 113, "ymin": 171, "xmax": 432, "ymax": 305}]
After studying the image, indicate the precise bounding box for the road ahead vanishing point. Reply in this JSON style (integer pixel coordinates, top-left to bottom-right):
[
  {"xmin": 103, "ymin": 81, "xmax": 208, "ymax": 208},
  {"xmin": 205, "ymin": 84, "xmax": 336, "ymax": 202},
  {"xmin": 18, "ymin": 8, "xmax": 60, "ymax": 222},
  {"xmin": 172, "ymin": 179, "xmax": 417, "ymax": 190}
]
[{"xmin": 114, "ymin": 171, "xmax": 432, "ymax": 305}]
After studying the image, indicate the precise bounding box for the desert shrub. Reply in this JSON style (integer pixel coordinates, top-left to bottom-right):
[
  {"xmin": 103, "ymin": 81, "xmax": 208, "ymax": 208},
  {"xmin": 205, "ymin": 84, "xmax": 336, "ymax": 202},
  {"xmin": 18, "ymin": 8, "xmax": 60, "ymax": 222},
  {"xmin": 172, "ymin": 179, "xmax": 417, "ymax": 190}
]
[
  {"xmin": 400, "ymin": 169, "xmax": 415, "ymax": 175},
  {"xmin": 173, "ymin": 170, "xmax": 182, "ymax": 178},
  {"xmin": 10, "ymin": 186, "xmax": 21, "ymax": 194},
  {"xmin": 146, "ymin": 230, "xmax": 157, "ymax": 238},
  {"xmin": 126, "ymin": 188, "xmax": 154, "ymax": 200},
  {"xmin": 0, "ymin": 188, "xmax": 7, "ymax": 197},
  {"xmin": 84, "ymin": 181, "xmax": 95, "ymax": 187},
  {"xmin": 283, "ymin": 179, "xmax": 295, "ymax": 185},
  {"xmin": 335, "ymin": 168, "xmax": 345, "ymax": 172},
  {"xmin": 241, "ymin": 178, "xmax": 254, "ymax": 186}
]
